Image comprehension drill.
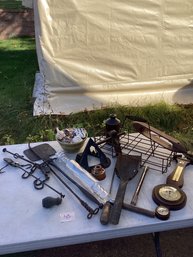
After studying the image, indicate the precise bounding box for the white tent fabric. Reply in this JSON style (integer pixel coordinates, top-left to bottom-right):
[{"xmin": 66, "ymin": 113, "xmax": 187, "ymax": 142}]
[{"xmin": 33, "ymin": 0, "xmax": 193, "ymax": 115}]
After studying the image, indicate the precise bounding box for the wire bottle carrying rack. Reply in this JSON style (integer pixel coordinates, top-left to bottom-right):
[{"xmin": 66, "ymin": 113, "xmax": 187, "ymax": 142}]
[{"xmin": 94, "ymin": 118, "xmax": 176, "ymax": 174}]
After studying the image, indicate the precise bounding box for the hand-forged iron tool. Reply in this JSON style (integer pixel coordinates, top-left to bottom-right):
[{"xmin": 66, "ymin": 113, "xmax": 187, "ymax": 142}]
[
  {"xmin": 2, "ymin": 147, "xmax": 99, "ymax": 218},
  {"xmin": 24, "ymin": 143, "xmax": 101, "ymax": 218},
  {"xmin": 130, "ymin": 165, "xmax": 149, "ymax": 206},
  {"xmin": 3, "ymin": 147, "xmax": 50, "ymax": 183},
  {"xmin": 109, "ymin": 154, "xmax": 141, "ymax": 225},
  {"xmin": 100, "ymin": 199, "xmax": 155, "ymax": 225},
  {"xmin": 46, "ymin": 162, "xmax": 99, "ymax": 219},
  {"xmin": 2, "ymin": 157, "xmax": 65, "ymax": 200},
  {"xmin": 100, "ymin": 165, "xmax": 155, "ymax": 225},
  {"xmin": 96, "ymin": 130, "xmax": 125, "ymax": 156},
  {"xmin": 129, "ymin": 165, "xmax": 170, "ymax": 220},
  {"xmin": 25, "ymin": 143, "xmax": 104, "ymax": 205}
]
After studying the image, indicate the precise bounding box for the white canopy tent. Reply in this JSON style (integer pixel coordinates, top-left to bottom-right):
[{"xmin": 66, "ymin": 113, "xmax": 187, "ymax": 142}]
[{"xmin": 32, "ymin": 0, "xmax": 193, "ymax": 115}]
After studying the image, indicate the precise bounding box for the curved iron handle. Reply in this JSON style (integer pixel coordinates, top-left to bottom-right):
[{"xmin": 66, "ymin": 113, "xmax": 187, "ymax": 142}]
[
  {"xmin": 109, "ymin": 180, "xmax": 128, "ymax": 225},
  {"xmin": 33, "ymin": 178, "xmax": 45, "ymax": 190}
]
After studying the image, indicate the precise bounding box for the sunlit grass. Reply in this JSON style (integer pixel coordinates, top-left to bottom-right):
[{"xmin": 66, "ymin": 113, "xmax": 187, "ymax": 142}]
[
  {"xmin": 0, "ymin": 0, "xmax": 22, "ymax": 9},
  {"xmin": 0, "ymin": 37, "xmax": 193, "ymax": 151}
]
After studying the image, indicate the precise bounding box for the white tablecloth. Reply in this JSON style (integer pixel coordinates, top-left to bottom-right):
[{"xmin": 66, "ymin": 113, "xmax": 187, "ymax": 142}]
[{"xmin": 0, "ymin": 141, "xmax": 193, "ymax": 255}]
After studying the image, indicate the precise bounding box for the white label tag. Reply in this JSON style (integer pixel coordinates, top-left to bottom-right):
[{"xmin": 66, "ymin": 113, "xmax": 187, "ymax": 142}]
[{"xmin": 60, "ymin": 212, "xmax": 75, "ymax": 222}]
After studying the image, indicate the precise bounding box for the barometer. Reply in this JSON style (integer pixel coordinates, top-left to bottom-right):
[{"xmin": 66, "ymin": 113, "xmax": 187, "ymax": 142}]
[
  {"xmin": 152, "ymin": 184, "xmax": 187, "ymax": 210},
  {"xmin": 155, "ymin": 205, "xmax": 170, "ymax": 220}
]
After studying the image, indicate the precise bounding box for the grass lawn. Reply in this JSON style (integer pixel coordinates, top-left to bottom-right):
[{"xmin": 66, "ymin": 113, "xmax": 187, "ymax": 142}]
[
  {"xmin": 0, "ymin": 0, "xmax": 22, "ymax": 9},
  {"xmin": 0, "ymin": 37, "xmax": 193, "ymax": 151}
]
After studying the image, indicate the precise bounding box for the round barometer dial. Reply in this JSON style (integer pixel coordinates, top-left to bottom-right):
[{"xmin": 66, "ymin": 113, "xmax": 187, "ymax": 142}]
[
  {"xmin": 158, "ymin": 185, "xmax": 182, "ymax": 201},
  {"xmin": 155, "ymin": 205, "xmax": 170, "ymax": 220},
  {"xmin": 152, "ymin": 184, "xmax": 187, "ymax": 210}
]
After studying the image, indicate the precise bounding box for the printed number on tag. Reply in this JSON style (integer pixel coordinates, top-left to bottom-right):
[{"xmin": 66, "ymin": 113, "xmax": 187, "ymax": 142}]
[{"xmin": 60, "ymin": 212, "xmax": 75, "ymax": 222}]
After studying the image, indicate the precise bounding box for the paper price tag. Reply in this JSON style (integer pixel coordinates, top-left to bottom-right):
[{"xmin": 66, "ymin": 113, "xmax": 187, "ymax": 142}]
[{"xmin": 60, "ymin": 212, "xmax": 75, "ymax": 222}]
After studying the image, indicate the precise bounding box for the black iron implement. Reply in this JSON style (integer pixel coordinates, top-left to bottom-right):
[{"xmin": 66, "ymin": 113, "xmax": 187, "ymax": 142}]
[{"xmin": 109, "ymin": 154, "xmax": 141, "ymax": 225}]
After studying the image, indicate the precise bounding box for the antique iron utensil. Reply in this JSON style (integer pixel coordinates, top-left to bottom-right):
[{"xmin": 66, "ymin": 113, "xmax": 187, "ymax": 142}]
[
  {"xmin": 109, "ymin": 154, "xmax": 141, "ymax": 225},
  {"xmin": 130, "ymin": 165, "xmax": 149, "ymax": 206}
]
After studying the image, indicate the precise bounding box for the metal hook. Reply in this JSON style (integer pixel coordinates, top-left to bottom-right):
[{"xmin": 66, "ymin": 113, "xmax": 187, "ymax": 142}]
[
  {"xmin": 87, "ymin": 207, "xmax": 100, "ymax": 219},
  {"xmin": 0, "ymin": 158, "xmax": 19, "ymax": 173},
  {"xmin": 0, "ymin": 164, "xmax": 8, "ymax": 173},
  {"xmin": 20, "ymin": 163, "xmax": 32, "ymax": 169},
  {"xmin": 33, "ymin": 178, "xmax": 45, "ymax": 190},
  {"xmin": 21, "ymin": 170, "xmax": 33, "ymax": 179}
]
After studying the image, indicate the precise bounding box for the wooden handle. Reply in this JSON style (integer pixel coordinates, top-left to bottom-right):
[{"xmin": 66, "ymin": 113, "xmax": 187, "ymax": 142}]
[
  {"xmin": 109, "ymin": 180, "xmax": 128, "ymax": 225},
  {"xmin": 123, "ymin": 203, "xmax": 155, "ymax": 218},
  {"xmin": 132, "ymin": 121, "xmax": 187, "ymax": 153},
  {"xmin": 166, "ymin": 158, "xmax": 189, "ymax": 188},
  {"xmin": 100, "ymin": 202, "xmax": 112, "ymax": 225}
]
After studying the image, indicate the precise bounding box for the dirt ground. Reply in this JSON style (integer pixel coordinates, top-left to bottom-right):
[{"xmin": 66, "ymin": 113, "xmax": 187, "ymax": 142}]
[{"xmin": 0, "ymin": 8, "xmax": 34, "ymax": 39}]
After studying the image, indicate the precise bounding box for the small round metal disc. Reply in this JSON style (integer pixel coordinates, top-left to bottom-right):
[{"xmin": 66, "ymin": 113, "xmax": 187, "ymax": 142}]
[{"xmin": 155, "ymin": 205, "xmax": 170, "ymax": 220}]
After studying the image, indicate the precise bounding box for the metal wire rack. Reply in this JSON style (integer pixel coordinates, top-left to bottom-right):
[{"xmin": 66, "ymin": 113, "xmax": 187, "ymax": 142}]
[{"xmin": 94, "ymin": 132, "xmax": 175, "ymax": 173}]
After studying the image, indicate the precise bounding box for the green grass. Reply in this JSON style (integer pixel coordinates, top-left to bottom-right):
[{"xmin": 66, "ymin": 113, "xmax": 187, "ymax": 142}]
[
  {"xmin": 1, "ymin": 37, "xmax": 193, "ymax": 151},
  {"xmin": 0, "ymin": 0, "xmax": 22, "ymax": 9},
  {"xmin": 0, "ymin": 37, "xmax": 39, "ymax": 143}
]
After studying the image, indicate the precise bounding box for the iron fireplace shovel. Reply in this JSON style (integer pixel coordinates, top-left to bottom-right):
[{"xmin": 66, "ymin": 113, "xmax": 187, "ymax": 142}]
[{"xmin": 109, "ymin": 154, "xmax": 141, "ymax": 225}]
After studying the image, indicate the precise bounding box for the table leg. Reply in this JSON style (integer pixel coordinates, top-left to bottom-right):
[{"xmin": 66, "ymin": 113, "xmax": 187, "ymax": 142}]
[{"xmin": 152, "ymin": 232, "xmax": 162, "ymax": 257}]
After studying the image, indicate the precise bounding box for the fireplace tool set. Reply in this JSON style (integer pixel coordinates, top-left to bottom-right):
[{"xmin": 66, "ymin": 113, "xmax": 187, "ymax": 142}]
[{"xmin": 0, "ymin": 114, "xmax": 192, "ymax": 224}]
